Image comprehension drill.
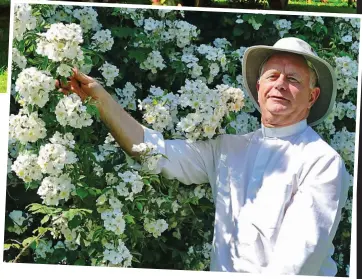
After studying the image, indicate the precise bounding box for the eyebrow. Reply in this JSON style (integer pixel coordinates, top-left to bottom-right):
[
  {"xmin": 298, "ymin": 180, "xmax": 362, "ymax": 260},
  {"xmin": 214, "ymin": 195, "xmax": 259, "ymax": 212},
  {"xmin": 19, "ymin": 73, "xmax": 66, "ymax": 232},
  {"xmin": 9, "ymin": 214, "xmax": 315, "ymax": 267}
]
[{"xmin": 263, "ymin": 69, "xmax": 302, "ymax": 77}]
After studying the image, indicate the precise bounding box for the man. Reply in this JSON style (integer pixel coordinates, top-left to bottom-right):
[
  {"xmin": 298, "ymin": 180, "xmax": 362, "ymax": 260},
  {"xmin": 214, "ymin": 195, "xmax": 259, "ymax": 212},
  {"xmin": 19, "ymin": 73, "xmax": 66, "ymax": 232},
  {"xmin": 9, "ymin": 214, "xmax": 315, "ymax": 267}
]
[{"xmin": 58, "ymin": 37, "xmax": 349, "ymax": 276}]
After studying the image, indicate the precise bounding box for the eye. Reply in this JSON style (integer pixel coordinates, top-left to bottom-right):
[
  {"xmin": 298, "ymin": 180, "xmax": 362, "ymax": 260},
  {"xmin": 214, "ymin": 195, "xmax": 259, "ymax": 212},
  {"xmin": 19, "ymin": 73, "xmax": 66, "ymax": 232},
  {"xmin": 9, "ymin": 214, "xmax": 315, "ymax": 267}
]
[
  {"xmin": 288, "ymin": 77, "xmax": 299, "ymax": 83},
  {"xmin": 266, "ymin": 74, "xmax": 278, "ymax": 80}
]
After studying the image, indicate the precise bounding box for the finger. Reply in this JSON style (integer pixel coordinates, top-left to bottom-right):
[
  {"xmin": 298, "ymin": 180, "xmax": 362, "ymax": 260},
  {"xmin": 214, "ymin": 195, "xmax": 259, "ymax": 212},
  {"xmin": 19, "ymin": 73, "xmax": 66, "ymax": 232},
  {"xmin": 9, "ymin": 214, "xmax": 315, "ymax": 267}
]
[
  {"xmin": 69, "ymin": 78, "xmax": 88, "ymax": 100},
  {"xmin": 72, "ymin": 68, "xmax": 93, "ymax": 84},
  {"xmin": 58, "ymin": 88, "xmax": 70, "ymax": 95},
  {"xmin": 55, "ymin": 79, "xmax": 71, "ymax": 90}
]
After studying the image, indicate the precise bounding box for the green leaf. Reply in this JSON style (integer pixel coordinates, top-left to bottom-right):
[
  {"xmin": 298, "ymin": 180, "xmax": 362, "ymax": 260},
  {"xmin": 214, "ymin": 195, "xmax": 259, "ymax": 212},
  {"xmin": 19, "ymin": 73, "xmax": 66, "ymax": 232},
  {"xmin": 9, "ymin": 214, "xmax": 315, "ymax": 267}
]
[
  {"xmin": 76, "ymin": 187, "xmax": 89, "ymax": 199},
  {"xmin": 111, "ymin": 27, "xmax": 134, "ymax": 38},
  {"xmin": 74, "ymin": 258, "xmax": 86, "ymax": 266},
  {"xmin": 233, "ymin": 25, "xmax": 244, "ymax": 37},
  {"xmin": 68, "ymin": 215, "xmax": 82, "ymax": 229},
  {"xmin": 124, "ymin": 215, "xmax": 135, "ymax": 224},
  {"xmin": 136, "ymin": 202, "xmax": 143, "ymax": 213},
  {"xmin": 40, "ymin": 215, "xmax": 50, "ymax": 225},
  {"xmin": 128, "ymin": 49, "xmax": 150, "ymax": 63},
  {"xmin": 41, "ymin": 56, "xmax": 49, "ymax": 71},
  {"xmin": 86, "ymin": 104, "xmax": 100, "ymax": 120},
  {"xmin": 22, "ymin": 236, "xmax": 36, "ymax": 247}
]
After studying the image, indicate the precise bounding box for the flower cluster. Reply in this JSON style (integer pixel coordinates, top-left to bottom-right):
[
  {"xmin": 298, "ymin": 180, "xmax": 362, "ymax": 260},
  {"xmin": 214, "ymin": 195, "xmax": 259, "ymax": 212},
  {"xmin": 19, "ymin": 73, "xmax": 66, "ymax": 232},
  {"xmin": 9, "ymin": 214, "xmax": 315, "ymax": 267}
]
[
  {"xmin": 334, "ymin": 56, "xmax": 358, "ymax": 98},
  {"xmin": 12, "ymin": 48, "xmax": 27, "ymax": 69},
  {"xmin": 103, "ymin": 240, "xmax": 132, "ymax": 267},
  {"xmin": 38, "ymin": 174, "xmax": 75, "ymax": 206},
  {"xmin": 99, "ymin": 61, "xmax": 119, "ymax": 87},
  {"xmin": 13, "ymin": 4, "xmax": 37, "ymax": 41},
  {"xmin": 55, "ymin": 94, "xmax": 93, "ymax": 128},
  {"xmin": 115, "ymin": 82, "xmax": 138, "ymax": 111},
  {"xmin": 7, "ymin": 210, "xmax": 32, "ymax": 235},
  {"xmin": 36, "ymin": 23, "xmax": 84, "ymax": 63},
  {"xmin": 273, "ymin": 19, "xmax": 292, "ymax": 37},
  {"xmin": 91, "ymin": 29, "xmax": 114, "ymax": 52},
  {"xmin": 9, "ymin": 109, "xmax": 47, "ymax": 144},
  {"xmin": 15, "ymin": 67, "xmax": 55, "ymax": 108},
  {"xmin": 331, "ymin": 127, "xmax": 355, "ymax": 168},
  {"xmin": 37, "ymin": 142, "xmax": 77, "ymax": 175},
  {"xmin": 73, "ymin": 6, "xmax": 101, "ymax": 32},
  {"xmin": 34, "ymin": 240, "xmax": 54, "ymax": 259},
  {"xmin": 140, "ymin": 51, "xmax": 166, "ymax": 73},
  {"xmin": 11, "ymin": 152, "xmax": 43, "ymax": 183},
  {"xmin": 100, "ymin": 208, "xmax": 126, "ymax": 235},
  {"xmin": 144, "ymin": 218, "xmax": 168, "ymax": 238}
]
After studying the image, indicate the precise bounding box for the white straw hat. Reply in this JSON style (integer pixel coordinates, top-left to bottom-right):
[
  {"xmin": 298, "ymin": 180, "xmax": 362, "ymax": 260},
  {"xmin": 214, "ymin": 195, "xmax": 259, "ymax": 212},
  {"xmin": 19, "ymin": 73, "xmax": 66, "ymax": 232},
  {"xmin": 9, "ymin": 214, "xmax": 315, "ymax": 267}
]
[{"xmin": 242, "ymin": 37, "xmax": 337, "ymax": 126}]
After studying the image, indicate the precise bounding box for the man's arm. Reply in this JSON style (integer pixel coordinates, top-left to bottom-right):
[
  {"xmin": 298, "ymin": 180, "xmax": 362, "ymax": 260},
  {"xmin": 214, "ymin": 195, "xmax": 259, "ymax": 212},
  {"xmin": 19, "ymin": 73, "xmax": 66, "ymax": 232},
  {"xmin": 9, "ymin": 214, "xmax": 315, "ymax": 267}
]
[
  {"xmin": 58, "ymin": 69, "xmax": 143, "ymax": 157},
  {"xmin": 59, "ymin": 69, "xmax": 218, "ymax": 185},
  {"xmin": 263, "ymin": 154, "xmax": 349, "ymax": 275}
]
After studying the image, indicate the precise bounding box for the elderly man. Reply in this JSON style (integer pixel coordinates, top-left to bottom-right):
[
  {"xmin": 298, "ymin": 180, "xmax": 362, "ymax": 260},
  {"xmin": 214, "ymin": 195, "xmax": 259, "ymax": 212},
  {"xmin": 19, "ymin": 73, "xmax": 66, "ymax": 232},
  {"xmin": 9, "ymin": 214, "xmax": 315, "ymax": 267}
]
[{"xmin": 59, "ymin": 37, "xmax": 349, "ymax": 276}]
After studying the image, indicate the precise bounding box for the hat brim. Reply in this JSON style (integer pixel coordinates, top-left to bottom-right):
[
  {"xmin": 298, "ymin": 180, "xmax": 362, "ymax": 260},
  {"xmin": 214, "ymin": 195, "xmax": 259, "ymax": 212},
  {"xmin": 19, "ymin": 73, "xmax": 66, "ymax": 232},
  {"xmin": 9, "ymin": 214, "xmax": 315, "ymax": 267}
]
[{"xmin": 242, "ymin": 45, "xmax": 337, "ymax": 127}]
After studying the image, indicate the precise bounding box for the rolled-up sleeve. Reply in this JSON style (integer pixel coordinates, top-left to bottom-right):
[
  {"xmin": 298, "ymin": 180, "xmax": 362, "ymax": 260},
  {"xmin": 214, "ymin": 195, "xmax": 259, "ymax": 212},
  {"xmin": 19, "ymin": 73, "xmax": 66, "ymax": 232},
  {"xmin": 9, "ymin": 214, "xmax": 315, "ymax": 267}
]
[
  {"xmin": 263, "ymin": 154, "xmax": 349, "ymax": 275},
  {"xmin": 143, "ymin": 126, "xmax": 220, "ymax": 185}
]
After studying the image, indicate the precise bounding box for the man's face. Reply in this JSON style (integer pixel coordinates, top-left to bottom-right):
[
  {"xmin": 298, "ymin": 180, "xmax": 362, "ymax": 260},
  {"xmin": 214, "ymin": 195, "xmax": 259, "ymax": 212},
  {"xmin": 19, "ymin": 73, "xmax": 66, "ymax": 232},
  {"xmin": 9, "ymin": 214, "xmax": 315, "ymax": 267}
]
[{"xmin": 256, "ymin": 53, "xmax": 320, "ymax": 127}]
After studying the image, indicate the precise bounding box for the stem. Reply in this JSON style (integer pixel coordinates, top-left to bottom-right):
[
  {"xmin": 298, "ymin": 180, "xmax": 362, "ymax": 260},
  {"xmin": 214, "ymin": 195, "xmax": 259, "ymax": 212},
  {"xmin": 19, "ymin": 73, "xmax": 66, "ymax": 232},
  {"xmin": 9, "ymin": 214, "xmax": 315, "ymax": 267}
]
[{"xmin": 12, "ymin": 232, "xmax": 46, "ymax": 263}]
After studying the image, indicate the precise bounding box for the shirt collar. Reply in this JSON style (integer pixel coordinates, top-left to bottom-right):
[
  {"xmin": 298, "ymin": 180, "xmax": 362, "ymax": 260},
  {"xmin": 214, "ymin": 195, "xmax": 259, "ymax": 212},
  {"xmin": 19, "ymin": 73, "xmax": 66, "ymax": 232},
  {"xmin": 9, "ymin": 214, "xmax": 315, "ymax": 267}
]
[{"xmin": 261, "ymin": 119, "xmax": 308, "ymax": 138}]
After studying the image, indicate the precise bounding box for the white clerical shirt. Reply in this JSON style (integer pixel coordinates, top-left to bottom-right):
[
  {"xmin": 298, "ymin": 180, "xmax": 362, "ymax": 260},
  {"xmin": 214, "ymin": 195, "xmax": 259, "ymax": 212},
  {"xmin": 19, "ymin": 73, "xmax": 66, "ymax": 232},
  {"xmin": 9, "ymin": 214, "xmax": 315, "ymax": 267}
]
[{"xmin": 143, "ymin": 119, "xmax": 349, "ymax": 276}]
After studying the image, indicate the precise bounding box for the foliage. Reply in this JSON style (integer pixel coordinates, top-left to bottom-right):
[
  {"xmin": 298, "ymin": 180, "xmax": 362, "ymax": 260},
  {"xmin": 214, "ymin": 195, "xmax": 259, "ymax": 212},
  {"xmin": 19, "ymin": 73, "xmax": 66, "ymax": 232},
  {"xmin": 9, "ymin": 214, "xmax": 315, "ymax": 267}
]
[{"xmin": 5, "ymin": 4, "xmax": 358, "ymax": 277}]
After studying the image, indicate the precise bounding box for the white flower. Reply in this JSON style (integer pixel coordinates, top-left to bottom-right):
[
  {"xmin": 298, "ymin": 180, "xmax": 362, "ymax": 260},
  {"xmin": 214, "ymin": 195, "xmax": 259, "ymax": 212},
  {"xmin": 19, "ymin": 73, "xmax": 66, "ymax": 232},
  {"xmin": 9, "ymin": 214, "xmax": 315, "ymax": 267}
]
[
  {"xmin": 37, "ymin": 143, "xmax": 78, "ymax": 175},
  {"xmin": 15, "ymin": 67, "xmax": 55, "ymax": 108},
  {"xmin": 36, "ymin": 23, "xmax": 84, "ymax": 63},
  {"xmin": 115, "ymin": 82, "xmax": 137, "ymax": 111},
  {"xmin": 55, "ymin": 94, "xmax": 93, "ymax": 128},
  {"xmin": 194, "ymin": 185, "xmax": 206, "ymax": 199},
  {"xmin": 12, "ymin": 152, "xmax": 43, "ymax": 182},
  {"xmin": 7, "ymin": 210, "xmax": 32, "ymax": 235},
  {"xmin": 34, "ymin": 240, "xmax": 54, "ymax": 259},
  {"xmin": 101, "ymin": 209, "xmax": 126, "ymax": 235},
  {"xmin": 14, "ymin": 4, "xmax": 37, "ymax": 41},
  {"xmin": 9, "ymin": 109, "xmax": 47, "ymax": 144},
  {"xmin": 12, "ymin": 48, "xmax": 27, "ymax": 69},
  {"xmin": 99, "ymin": 62, "xmax": 119, "ymax": 87},
  {"xmin": 91, "ymin": 29, "xmax": 114, "ymax": 52},
  {"xmin": 140, "ymin": 51, "xmax": 166, "ymax": 74},
  {"xmin": 38, "ymin": 174, "xmax": 75, "ymax": 206},
  {"xmin": 144, "ymin": 218, "xmax": 168, "ymax": 238},
  {"xmin": 73, "ymin": 7, "xmax": 101, "ymax": 32},
  {"xmin": 103, "ymin": 240, "xmax": 132, "ymax": 267},
  {"xmin": 341, "ymin": 35, "xmax": 352, "ymax": 43},
  {"xmin": 56, "ymin": 64, "xmax": 73, "ymax": 77}
]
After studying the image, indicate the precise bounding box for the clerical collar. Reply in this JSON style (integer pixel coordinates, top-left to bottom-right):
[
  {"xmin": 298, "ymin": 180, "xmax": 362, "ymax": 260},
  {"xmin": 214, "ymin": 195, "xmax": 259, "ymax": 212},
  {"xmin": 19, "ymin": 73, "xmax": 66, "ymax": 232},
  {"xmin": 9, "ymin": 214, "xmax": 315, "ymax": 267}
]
[{"xmin": 261, "ymin": 119, "xmax": 308, "ymax": 138}]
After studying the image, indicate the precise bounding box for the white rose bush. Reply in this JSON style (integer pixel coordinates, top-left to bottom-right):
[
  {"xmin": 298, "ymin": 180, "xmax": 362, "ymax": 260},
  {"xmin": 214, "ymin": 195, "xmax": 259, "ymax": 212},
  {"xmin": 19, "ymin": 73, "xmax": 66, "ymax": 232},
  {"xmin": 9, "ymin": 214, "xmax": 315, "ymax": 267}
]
[{"xmin": 4, "ymin": 4, "xmax": 359, "ymax": 276}]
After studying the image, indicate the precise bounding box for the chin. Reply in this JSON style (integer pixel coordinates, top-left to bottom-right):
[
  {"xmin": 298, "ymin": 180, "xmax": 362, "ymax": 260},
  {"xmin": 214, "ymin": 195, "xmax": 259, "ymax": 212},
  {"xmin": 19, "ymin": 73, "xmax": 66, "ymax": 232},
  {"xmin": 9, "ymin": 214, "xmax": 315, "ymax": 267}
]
[{"xmin": 266, "ymin": 105, "xmax": 289, "ymax": 115}]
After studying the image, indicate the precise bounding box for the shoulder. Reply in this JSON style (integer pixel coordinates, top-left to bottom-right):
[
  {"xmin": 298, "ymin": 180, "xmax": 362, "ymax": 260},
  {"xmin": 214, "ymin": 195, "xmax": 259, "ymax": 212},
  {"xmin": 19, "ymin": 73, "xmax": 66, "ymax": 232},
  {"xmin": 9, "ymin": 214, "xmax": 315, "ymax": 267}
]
[
  {"xmin": 297, "ymin": 127, "xmax": 346, "ymax": 173},
  {"xmin": 216, "ymin": 130, "xmax": 258, "ymax": 147}
]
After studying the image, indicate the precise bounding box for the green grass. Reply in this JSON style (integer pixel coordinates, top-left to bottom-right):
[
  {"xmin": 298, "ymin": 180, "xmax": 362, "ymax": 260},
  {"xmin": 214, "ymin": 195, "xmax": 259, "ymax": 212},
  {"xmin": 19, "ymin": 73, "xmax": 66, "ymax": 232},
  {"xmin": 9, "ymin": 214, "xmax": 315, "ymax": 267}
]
[
  {"xmin": 212, "ymin": 0, "xmax": 356, "ymax": 13},
  {"xmin": 0, "ymin": 68, "xmax": 7, "ymax": 93},
  {"xmin": 288, "ymin": 0, "xmax": 356, "ymax": 13}
]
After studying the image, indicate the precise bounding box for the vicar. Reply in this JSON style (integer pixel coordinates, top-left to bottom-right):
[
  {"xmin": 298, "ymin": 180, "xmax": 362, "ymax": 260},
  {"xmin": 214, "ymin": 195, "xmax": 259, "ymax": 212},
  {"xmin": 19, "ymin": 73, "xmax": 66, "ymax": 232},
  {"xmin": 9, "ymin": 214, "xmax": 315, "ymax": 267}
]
[{"xmin": 58, "ymin": 37, "xmax": 349, "ymax": 276}]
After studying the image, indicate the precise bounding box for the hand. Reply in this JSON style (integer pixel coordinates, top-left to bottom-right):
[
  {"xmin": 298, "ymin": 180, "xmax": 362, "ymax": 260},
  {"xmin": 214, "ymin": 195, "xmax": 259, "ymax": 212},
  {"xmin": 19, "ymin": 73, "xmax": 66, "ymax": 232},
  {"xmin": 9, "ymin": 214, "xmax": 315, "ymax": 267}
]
[{"xmin": 56, "ymin": 68, "xmax": 108, "ymax": 103}]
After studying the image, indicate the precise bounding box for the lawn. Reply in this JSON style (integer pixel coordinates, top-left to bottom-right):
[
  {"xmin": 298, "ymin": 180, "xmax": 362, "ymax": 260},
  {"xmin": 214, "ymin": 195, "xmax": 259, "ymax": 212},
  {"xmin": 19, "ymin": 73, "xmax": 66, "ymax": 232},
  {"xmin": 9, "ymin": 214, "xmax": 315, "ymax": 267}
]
[
  {"xmin": 288, "ymin": 0, "xmax": 356, "ymax": 13},
  {"xmin": 0, "ymin": 68, "xmax": 7, "ymax": 93},
  {"xmin": 212, "ymin": 0, "xmax": 356, "ymax": 13}
]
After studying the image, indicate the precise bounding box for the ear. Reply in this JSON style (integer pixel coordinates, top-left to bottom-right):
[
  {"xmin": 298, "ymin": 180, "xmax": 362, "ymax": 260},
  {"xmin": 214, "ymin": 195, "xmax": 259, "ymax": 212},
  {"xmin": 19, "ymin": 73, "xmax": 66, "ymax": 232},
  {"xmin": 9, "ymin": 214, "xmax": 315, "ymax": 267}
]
[
  {"xmin": 308, "ymin": 87, "xmax": 320, "ymax": 109},
  {"xmin": 256, "ymin": 80, "xmax": 261, "ymax": 103}
]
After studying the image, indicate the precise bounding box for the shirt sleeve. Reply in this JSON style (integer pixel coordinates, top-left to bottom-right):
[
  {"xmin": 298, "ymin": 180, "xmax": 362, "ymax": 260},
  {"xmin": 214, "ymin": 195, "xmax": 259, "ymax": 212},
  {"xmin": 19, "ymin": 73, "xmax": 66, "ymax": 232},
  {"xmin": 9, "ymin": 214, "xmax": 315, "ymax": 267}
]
[
  {"xmin": 142, "ymin": 125, "xmax": 220, "ymax": 186},
  {"xmin": 262, "ymin": 154, "xmax": 350, "ymax": 275}
]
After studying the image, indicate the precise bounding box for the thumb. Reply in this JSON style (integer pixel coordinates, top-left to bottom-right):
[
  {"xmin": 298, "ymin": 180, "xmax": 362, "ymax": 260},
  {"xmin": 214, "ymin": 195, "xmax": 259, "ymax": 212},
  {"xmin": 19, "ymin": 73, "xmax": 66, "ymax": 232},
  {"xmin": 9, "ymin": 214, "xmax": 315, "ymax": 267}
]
[{"xmin": 72, "ymin": 68, "xmax": 93, "ymax": 84}]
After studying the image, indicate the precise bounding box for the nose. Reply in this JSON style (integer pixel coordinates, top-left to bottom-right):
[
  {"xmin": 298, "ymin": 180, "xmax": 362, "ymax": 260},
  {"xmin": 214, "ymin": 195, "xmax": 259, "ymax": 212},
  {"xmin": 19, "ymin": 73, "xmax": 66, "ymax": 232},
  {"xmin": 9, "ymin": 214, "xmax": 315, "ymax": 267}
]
[{"xmin": 273, "ymin": 75, "xmax": 287, "ymax": 91}]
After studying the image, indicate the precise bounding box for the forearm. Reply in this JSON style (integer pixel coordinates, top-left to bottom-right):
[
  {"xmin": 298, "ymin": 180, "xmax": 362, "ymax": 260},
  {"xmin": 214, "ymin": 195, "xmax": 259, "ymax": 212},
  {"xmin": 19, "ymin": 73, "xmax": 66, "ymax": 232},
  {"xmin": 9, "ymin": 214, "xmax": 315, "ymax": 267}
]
[{"xmin": 97, "ymin": 91, "xmax": 144, "ymax": 157}]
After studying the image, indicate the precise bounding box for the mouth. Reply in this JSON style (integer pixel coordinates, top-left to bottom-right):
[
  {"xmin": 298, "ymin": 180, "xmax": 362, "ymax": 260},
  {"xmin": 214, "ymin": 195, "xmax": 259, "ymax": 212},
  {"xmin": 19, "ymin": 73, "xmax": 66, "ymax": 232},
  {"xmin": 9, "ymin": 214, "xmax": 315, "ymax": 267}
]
[{"xmin": 268, "ymin": 96, "xmax": 289, "ymax": 102}]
